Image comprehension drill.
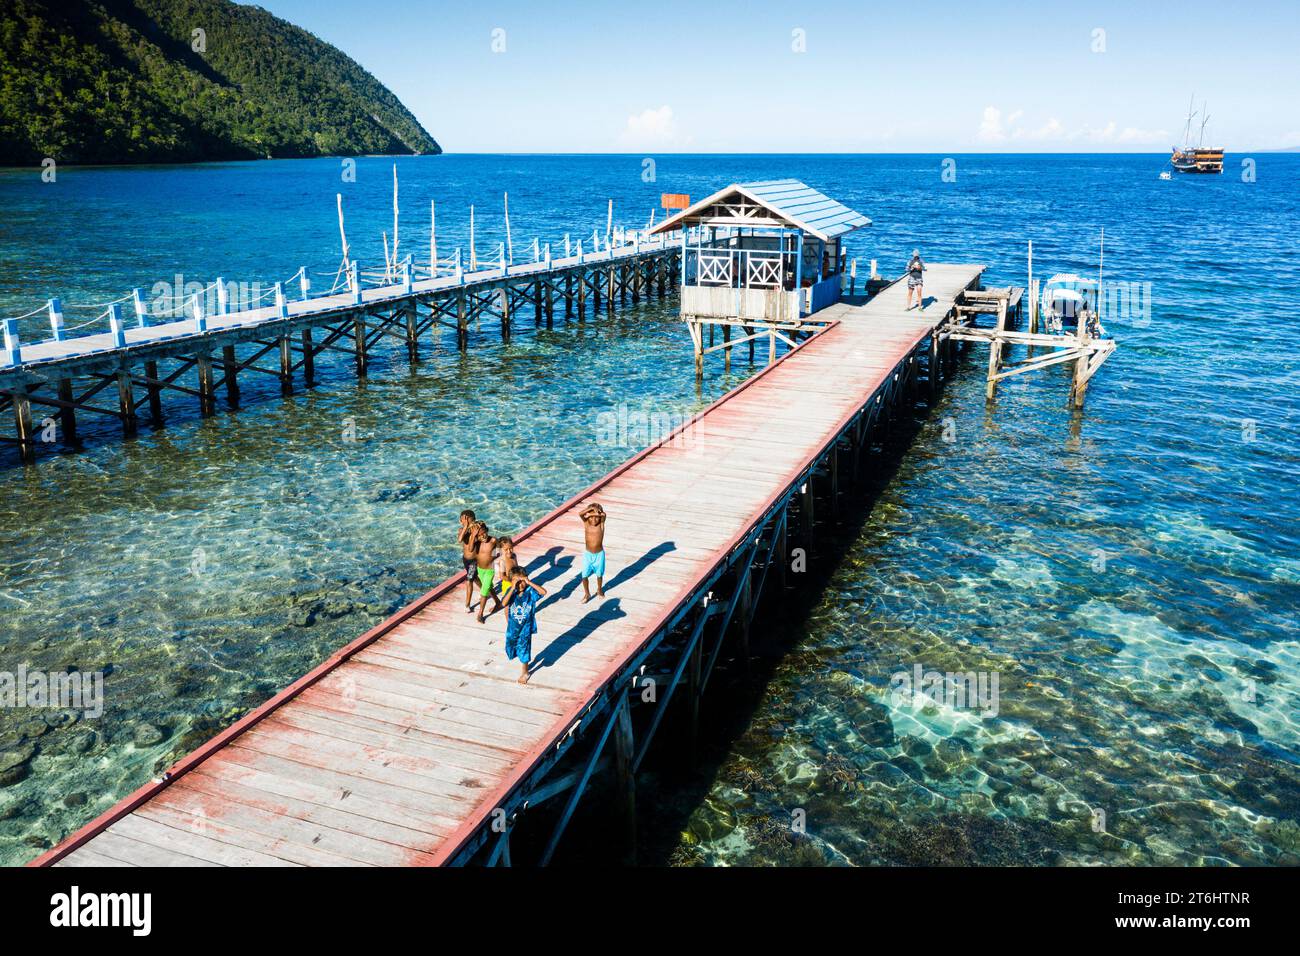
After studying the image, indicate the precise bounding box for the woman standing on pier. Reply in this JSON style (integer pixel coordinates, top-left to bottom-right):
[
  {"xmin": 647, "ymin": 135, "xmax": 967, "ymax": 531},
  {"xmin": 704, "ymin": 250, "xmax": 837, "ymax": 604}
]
[{"xmin": 906, "ymin": 249, "xmax": 926, "ymax": 310}]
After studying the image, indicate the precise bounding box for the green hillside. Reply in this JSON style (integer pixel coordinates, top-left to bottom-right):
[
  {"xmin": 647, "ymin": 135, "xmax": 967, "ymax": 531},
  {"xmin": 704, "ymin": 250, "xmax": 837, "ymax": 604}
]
[{"xmin": 0, "ymin": 0, "xmax": 440, "ymax": 165}]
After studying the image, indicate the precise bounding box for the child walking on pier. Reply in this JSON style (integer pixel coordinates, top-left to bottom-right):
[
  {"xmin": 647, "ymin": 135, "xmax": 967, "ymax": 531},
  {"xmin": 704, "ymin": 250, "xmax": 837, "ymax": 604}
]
[
  {"xmin": 503, "ymin": 566, "xmax": 547, "ymax": 684},
  {"xmin": 459, "ymin": 510, "xmax": 479, "ymax": 612},
  {"xmin": 494, "ymin": 536, "xmax": 519, "ymax": 602},
  {"xmin": 579, "ymin": 502, "xmax": 608, "ymax": 604},
  {"xmin": 473, "ymin": 521, "xmax": 503, "ymax": 623}
]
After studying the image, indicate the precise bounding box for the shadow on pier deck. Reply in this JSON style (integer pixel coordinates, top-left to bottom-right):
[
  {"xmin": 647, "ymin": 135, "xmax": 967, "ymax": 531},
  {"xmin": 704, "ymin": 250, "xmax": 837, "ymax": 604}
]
[{"xmin": 32, "ymin": 263, "xmax": 984, "ymax": 868}]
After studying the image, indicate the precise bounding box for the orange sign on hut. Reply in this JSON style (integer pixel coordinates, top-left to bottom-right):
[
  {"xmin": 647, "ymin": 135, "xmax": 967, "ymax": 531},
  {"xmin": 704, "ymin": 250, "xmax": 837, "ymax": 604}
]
[{"xmin": 661, "ymin": 193, "xmax": 690, "ymax": 211}]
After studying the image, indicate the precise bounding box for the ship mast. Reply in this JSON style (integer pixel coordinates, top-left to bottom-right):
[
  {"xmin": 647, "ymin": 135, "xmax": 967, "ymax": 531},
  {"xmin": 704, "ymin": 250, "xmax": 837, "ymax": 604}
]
[
  {"xmin": 1182, "ymin": 94, "xmax": 1198, "ymax": 147},
  {"xmin": 1199, "ymin": 102, "xmax": 1210, "ymax": 147}
]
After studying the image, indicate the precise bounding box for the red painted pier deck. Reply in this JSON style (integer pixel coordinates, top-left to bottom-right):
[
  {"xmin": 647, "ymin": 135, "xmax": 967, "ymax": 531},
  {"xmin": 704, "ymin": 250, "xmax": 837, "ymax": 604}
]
[{"xmin": 35, "ymin": 264, "xmax": 985, "ymax": 867}]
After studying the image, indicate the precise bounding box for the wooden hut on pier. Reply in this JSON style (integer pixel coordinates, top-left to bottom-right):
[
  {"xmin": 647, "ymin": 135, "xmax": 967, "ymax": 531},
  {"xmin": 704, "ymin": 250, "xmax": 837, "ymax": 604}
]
[{"xmin": 649, "ymin": 179, "xmax": 870, "ymax": 371}]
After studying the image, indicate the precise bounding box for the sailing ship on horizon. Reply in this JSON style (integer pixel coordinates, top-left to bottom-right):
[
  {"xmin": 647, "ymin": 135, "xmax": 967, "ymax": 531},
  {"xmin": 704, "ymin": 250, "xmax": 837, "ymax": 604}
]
[{"xmin": 1171, "ymin": 96, "xmax": 1224, "ymax": 174}]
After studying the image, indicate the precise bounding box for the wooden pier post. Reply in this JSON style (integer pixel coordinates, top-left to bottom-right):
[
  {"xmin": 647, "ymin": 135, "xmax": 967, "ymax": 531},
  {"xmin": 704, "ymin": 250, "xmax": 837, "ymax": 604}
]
[
  {"xmin": 406, "ymin": 304, "xmax": 420, "ymax": 361},
  {"xmin": 196, "ymin": 352, "xmax": 216, "ymax": 417},
  {"xmin": 985, "ymin": 299, "xmax": 1008, "ymax": 400},
  {"xmin": 533, "ymin": 282, "xmax": 543, "ymax": 328},
  {"xmin": 613, "ymin": 697, "xmax": 636, "ymax": 866},
  {"xmin": 929, "ymin": 332, "xmax": 942, "ymax": 402},
  {"xmin": 829, "ymin": 447, "xmax": 840, "ymax": 518},
  {"xmin": 56, "ymin": 379, "xmax": 78, "ymax": 447},
  {"xmin": 738, "ymin": 568, "xmax": 752, "ymax": 664},
  {"xmin": 301, "ymin": 329, "xmax": 316, "ymax": 386},
  {"xmin": 11, "ymin": 386, "xmax": 35, "ymax": 463},
  {"xmin": 722, "ymin": 324, "xmax": 731, "ymax": 371},
  {"xmin": 606, "ymin": 266, "xmax": 615, "ymax": 315},
  {"xmin": 353, "ymin": 311, "xmax": 369, "ymax": 376},
  {"xmin": 545, "ymin": 280, "xmax": 554, "ymax": 329},
  {"xmin": 577, "ymin": 273, "xmax": 587, "ymax": 322},
  {"xmin": 800, "ymin": 477, "xmax": 815, "ymax": 552},
  {"xmin": 687, "ymin": 633, "xmax": 702, "ymax": 767},
  {"xmin": 499, "ymin": 288, "xmax": 511, "ymax": 343},
  {"xmin": 456, "ymin": 291, "xmax": 468, "ymax": 351},
  {"xmin": 222, "ymin": 345, "xmax": 240, "ymax": 405},
  {"xmin": 143, "ymin": 361, "xmax": 164, "ymax": 424},
  {"xmin": 1072, "ymin": 309, "xmax": 1093, "ymax": 408},
  {"xmin": 116, "ymin": 370, "xmax": 137, "ymax": 436},
  {"xmin": 279, "ymin": 336, "xmax": 293, "ymax": 395},
  {"xmin": 564, "ymin": 273, "xmax": 573, "ymax": 319},
  {"xmin": 776, "ymin": 505, "xmax": 789, "ymax": 591}
]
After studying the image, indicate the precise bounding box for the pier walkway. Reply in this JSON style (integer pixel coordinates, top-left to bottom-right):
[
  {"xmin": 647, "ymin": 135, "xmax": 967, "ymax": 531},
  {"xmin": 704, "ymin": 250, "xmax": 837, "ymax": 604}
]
[{"xmin": 34, "ymin": 264, "xmax": 984, "ymax": 867}]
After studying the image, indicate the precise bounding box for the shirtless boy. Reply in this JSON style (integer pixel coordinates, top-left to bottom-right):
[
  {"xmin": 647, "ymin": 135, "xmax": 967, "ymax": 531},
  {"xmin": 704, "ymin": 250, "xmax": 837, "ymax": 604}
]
[
  {"xmin": 579, "ymin": 502, "xmax": 608, "ymax": 604},
  {"xmin": 494, "ymin": 536, "xmax": 520, "ymax": 603},
  {"xmin": 458, "ymin": 510, "xmax": 479, "ymax": 611},
  {"xmin": 474, "ymin": 521, "xmax": 503, "ymax": 623}
]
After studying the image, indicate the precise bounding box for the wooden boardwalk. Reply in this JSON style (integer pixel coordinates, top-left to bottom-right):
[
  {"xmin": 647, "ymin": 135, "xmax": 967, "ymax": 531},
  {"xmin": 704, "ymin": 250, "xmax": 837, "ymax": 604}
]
[
  {"xmin": 2, "ymin": 235, "xmax": 681, "ymax": 463},
  {"xmin": 33, "ymin": 264, "xmax": 984, "ymax": 867}
]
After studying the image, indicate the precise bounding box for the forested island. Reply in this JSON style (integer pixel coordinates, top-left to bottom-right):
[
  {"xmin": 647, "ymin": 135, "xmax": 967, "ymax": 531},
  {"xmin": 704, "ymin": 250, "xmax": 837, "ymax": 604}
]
[{"xmin": 0, "ymin": 0, "xmax": 440, "ymax": 166}]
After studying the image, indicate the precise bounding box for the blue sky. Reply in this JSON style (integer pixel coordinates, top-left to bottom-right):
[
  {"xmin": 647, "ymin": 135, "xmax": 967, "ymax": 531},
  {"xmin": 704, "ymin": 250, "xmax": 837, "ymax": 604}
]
[{"xmin": 256, "ymin": 0, "xmax": 1300, "ymax": 153}]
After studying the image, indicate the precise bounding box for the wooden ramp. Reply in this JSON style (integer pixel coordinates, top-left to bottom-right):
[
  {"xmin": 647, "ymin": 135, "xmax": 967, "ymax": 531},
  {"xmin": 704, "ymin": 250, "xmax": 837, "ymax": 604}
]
[{"xmin": 34, "ymin": 264, "xmax": 985, "ymax": 868}]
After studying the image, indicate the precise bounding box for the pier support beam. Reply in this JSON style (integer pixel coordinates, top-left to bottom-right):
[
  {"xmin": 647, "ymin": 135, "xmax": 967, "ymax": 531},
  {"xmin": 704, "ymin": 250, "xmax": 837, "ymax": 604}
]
[
  {"xmin": 301, "ymin": 329, "xmax": 316, "ymax": 386},
  {"xmin": 222, "ymin": 345, "xmax": 240, "ymax": 406},
  {"xmin": 353, "ymin": 312, "xmax": 369, "ymax": 377},
  {"xmin": 985, "ymin": 300, "xmax": 1008, "ymax": 400},
  {"xmin": 613, "ymin": 697, "xmax": 636, "ymax": 866},
  {"xmin": 196, "ymin": 352, "xmax": 216, "ymax": 417},
  {"xmin": 279, "ymin": 336, "xmax": 293, "ymax": 395},
  {"xmin": 686, "ymin": 632, "xmax": 702, "ymax": 767},
  {"xmin": 116, "ymin": 371, "xmax": 137, "ymax": 436},
  {"xmin": 11, "ymin": 386, "xmax": 35, "ymax": 464},
  {"xmin": 407, "ymin": 304, "xmax": 420, "ymax": 361},
  {"xmin": 144, "ymin": 361, "xmax": 164, "ymax": 424},
  {"xmin": 57, "ymin": 378, "xmax": 78, "ymax": 447},
  {"xmin": 456, "ymin": 293, "xmax": 468, "ymax": 351}
]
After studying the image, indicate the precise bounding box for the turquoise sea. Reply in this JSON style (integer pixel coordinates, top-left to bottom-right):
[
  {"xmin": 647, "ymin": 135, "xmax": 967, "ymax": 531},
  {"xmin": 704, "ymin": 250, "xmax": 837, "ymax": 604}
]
[{"xmin": 1, "ymin": 154, "xmax": 1297, "ymax": 866}]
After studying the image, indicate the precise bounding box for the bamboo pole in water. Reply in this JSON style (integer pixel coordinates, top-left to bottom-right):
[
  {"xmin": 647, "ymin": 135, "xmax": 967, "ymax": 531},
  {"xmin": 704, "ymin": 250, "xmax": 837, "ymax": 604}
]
[
  {"xmin": 470, "ymin": 205, "xmax": 477, "ymax": 270},
  {"xmin": 504, "ymin": 192, "xmax": 513, "ymax": 265},
  {"xmin": 336, "ymin": 193, "xmax": 350, "ymax": 268},
  {"xmin": 391, "ymin": 164, "xmax": 399, "ymax": 276},
  {"xmin": 430, "ymin": 200, "xmax": 437, "ymax": 275}
]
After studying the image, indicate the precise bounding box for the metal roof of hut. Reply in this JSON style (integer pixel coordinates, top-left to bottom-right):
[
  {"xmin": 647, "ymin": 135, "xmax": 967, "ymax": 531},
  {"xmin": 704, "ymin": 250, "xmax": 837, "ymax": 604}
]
[{"xmin": 650, "ymin": 179, "xmax": 871, "ymax": 242}]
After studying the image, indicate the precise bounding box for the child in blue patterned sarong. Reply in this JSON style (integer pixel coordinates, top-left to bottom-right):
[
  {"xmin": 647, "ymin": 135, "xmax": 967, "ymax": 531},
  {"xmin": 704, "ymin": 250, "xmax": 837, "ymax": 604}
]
[{"xmin": 503, "ymin": 567, "xmax": 547, "ymax": 684}]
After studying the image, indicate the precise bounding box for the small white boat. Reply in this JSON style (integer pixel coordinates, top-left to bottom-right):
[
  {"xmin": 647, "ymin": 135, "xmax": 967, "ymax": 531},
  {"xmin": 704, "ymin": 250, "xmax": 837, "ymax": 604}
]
[
  {"xmin": 1159, "ymin": 170, "xmax": 1172, "ymax": 180},
  {"xmin": 1040, "ymin": 274, "xmax": 1108, "ymax": 338}
]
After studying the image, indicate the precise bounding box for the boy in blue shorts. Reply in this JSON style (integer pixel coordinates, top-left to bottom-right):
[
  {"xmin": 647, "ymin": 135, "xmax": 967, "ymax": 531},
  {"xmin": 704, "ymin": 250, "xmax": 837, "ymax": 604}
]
[
  {"xmin": 579, "ymin": 502, "xmax": 608, "ymax": 604},
  {"xmin": 503, "ymin": 566, "xmax": 547, "ymax": 684}
]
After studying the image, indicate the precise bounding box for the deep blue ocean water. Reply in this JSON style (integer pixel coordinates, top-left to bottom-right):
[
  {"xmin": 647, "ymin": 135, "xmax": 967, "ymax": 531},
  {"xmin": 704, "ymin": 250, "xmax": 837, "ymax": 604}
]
[{"xmin": 1, "ymin": 154, "xmax": 1297, "ymax": 866}]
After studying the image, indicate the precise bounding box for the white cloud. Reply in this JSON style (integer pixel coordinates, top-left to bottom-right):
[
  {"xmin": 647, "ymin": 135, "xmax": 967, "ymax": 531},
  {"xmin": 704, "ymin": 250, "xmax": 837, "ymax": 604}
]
[
  {"xmin": 977, "ymin": 106, "xmax": 1008, "ymax": 143},
  {"xmin": 977, "ymin": 106, "xmax": 1165, "ymax": 146},
  {"xmin": 619, "ymin": 105, "xmax": 687, "ymax": 147}
]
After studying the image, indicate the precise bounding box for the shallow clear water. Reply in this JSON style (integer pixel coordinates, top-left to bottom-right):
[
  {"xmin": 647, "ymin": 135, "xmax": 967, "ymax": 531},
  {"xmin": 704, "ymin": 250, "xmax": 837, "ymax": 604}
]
[{"xmin": 1, "ymin": 155, "xmax": 1297, "ymax": 866}]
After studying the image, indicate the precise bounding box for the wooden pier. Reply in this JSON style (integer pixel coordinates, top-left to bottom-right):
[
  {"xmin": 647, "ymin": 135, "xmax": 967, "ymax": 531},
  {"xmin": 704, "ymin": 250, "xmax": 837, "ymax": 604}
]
[
  {"xmin": 32, "ymin": 263, "xmax": 984, "ymax": 868},
  {"xmin": 0, "ymin": 233, "xmax": 682, "ymax": 463}
]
